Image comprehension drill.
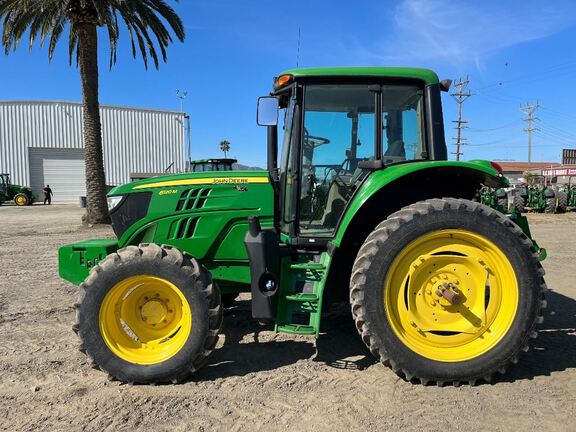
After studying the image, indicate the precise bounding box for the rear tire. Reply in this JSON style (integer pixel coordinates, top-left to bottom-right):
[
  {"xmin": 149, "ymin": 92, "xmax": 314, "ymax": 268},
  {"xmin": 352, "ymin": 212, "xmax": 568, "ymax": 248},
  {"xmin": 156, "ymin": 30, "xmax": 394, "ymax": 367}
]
[
  {"xmin": 497, "ymin": 197, "xmax": 508, "ymax": 213},
  {"xmin": 513, "ymin": 194, "xmax": 525, "ymax": 213},
  {"xmin": 75, "ymin": 243, "xmax": 222, "ymax": 384},
  {"xmin": 556, "ymin": 191, "xmax": 567, "ymax": 213},
  {"xmin": 544, "ymin": 197, "xmax": 556, "ymax": 214},
  {"xmin": 350, "ymin": 198, "xmax": 546, "ymax": 385}
]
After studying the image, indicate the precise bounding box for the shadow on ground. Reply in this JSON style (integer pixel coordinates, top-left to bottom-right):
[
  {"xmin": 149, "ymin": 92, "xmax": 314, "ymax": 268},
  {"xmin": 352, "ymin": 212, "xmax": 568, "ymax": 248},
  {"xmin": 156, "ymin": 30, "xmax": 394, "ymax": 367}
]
[
  {"xmin": 193, "ymin": 290, "xmax": 576, "ymax": 383},
  {"xmin": 194, "ymin": 302, "xmax": 374, "ymax": 382},
  {"xmin": 504, "ymin": 290, "xmax": 576, "ymax": 382}
]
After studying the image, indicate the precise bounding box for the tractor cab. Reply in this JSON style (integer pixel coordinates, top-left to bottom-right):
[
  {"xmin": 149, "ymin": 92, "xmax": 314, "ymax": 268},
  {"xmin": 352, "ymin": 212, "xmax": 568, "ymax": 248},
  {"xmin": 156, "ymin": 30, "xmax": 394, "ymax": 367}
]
[
  {"xmin": 189, "ymin": 158, "xmax": 236, "ymax": 173},
  {"xmin": 257, "ymin": 68, "xmax": 449, "ymax": 245}
]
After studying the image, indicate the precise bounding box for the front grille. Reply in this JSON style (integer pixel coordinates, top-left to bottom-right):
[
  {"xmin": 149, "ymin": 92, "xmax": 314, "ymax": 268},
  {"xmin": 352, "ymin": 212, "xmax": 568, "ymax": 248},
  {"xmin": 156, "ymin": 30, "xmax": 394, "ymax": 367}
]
[{"xmin": 109, "ymin": 192, "xmax": 152, "ymax": 239}]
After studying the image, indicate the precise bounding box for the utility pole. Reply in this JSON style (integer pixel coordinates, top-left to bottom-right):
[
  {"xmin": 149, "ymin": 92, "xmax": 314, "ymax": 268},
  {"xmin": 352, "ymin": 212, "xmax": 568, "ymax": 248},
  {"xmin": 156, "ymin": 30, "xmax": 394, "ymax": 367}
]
[
  {"xmin": 450, "ymin": 76, "xmax": 471, "ymax": 161},
  {"xmin": 520, "ymin": 102, "xmax": 540, "ymax": 171},
  {"xmin": 176, "ymin": 89, "xmax": 191, "ymax": 170}
]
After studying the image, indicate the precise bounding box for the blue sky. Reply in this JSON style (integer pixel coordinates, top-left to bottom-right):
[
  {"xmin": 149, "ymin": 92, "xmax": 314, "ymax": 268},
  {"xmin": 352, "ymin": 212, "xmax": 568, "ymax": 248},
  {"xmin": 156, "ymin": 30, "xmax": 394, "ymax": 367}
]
[{"xmin": 2, "ymin": 0, "xmax": 576, "ymax": 167}]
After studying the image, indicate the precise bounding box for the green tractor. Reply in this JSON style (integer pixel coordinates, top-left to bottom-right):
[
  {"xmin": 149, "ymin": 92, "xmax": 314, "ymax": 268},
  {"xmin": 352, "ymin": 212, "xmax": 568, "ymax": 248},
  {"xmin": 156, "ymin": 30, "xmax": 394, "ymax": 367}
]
[
  {"xmin": 59, "ymin": 67, "xmax": 547, "ymax": 386},
  {"xmin": 189, "ymin": 158, "xmax": 237, "ymax": 172},
  {"xmin": 513, "ymin": 175, "xmax": 556, "ymax": 213},
  {"xmin": 556, "ymin": 176, "xmax": 576, "ymax": 212},
  {"xmin": 474, "ymin": 186, "xmax": 508, "ymax": 213},
  {"xmin": 0, "ymin": 173, "xmax": 35, "ymax": 206}
]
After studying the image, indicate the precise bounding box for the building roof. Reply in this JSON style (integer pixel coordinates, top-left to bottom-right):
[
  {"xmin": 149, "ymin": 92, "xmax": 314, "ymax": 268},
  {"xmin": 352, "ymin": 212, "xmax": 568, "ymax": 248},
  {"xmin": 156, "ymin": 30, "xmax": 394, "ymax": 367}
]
[
  {"xmin": 278, "ymin": 67, "xmax": 440, "ymax": 85},
  {"xmin": 498, "ymin": 162, "xmax": 561, "ymax": 173}
]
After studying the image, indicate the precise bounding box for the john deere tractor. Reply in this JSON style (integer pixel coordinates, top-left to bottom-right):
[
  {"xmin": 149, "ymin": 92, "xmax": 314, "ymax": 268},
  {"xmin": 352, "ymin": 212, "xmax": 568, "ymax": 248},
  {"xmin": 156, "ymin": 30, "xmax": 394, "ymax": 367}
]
[
  {"xmin": 474, "ymin": 186, "xmax": 508, "ymax": 213},
  {"xmin": 513, "ymin": 175, "xmax": 556, "ymax": 213},
  {"xmin": 556, "ymin": 176, "xmax": 576, "ymax": 212},
  {"xmin": 59, "ymin": 67, "xmax": 547, "ymax": 386},
  {"xmin": 0, "ymin": 173, "xmax": 35, "ymax": 206}
]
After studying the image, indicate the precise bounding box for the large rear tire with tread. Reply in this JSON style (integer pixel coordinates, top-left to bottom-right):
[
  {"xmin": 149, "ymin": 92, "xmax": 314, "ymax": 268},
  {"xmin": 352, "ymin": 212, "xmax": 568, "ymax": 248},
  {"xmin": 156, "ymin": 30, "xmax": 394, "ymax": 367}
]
[
  {"xmin": 513, "ymin": 194, "xmax": 525, "ymax": 213},
  {"xmin": 74, "ymin": 243, "xmax": 222, "ymax": 384},
  {"xmin": 350, "ymin": 198, "xmax": 546, "ymax": 385},
  {"xmin": 544, "ymin": 197, "xmax": 556, "ymax": 214},
  {"xmin": 556, "ymin": 191, "xmax": 567, "ymax": 213}
]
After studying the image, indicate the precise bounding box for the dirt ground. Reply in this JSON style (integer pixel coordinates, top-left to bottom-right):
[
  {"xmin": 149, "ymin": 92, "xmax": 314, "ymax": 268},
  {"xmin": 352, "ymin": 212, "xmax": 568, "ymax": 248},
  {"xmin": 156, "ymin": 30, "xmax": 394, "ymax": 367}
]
[{"xmin": 0, "ymin": 204, "xmax": 575, "ymax": 432}]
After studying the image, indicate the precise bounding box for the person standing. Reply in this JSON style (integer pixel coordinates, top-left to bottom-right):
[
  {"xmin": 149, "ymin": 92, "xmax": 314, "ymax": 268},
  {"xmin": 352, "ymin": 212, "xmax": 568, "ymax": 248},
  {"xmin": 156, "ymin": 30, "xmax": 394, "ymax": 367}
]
[{"xmin": 43, "ymin": 185, "xmax": 53, "ymax": 205}]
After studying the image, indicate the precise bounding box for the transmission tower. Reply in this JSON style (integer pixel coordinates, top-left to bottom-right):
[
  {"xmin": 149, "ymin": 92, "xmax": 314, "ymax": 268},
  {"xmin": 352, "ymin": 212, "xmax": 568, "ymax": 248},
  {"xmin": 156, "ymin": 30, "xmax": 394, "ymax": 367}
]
[
  {"xmin": 450, "ymin": 76, "xmax": 472, "ymax": 161},
  {"xmin": 520, "ymin": 102, "xmax": 540, "ymax": 170}
]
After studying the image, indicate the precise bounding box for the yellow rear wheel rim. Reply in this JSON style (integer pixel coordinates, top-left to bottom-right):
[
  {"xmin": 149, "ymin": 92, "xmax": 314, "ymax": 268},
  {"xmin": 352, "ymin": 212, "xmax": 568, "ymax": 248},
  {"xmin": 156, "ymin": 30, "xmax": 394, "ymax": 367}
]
[
  {"xmin": 15, "ymin": 196, "xmax": 26, "ymax": 205},
  {"xmin": 384, "ymin": 229, "xmax": 518, "ymax": 362},
  {"xmin": 99, "ymin": 275, "xmax": 192, "ymax": 365}
]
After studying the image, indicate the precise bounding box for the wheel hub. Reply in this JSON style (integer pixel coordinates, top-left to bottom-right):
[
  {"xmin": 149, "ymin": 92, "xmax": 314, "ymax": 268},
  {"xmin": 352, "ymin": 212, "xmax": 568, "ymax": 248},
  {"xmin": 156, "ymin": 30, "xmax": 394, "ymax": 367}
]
[
  {"xmin": 406, "ymin": 254, "xmax": 487, "ymax": 334},
  {"xmin": 137, "ymin": 294, "xmax": 174, "ymax": 328}
]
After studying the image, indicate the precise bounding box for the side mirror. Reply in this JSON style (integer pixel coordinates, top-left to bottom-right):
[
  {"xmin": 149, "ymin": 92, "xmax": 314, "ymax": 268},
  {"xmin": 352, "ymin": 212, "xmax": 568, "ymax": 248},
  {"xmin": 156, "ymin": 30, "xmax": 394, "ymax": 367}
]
[{"xmin": 257, "ymin": 96, "xmax": 279, "ymax": 126}]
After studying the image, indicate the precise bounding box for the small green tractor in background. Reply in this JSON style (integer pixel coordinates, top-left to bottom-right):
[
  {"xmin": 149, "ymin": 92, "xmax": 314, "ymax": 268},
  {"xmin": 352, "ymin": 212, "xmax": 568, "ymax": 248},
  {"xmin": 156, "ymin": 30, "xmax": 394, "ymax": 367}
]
[
  {"xmin": 556, "ymin": 176, "xmax": 576, "ymax": 212},
  {"xmin": 59, "ymin": 67, "xmax": 547, "ymax": 387},
  {"xmin": 189, "ymin": 158, "xmax": 237, "ymax": 173},
  {"xmin": 513, "ymin": 175, "xmax": 556, "ymax": 213},
  {"xmin": 475, "ymin": 186, "xmax": 508, "ymax": 213},
  {"xmin": 0, "ymin": 173, "xmax": 35, "ymax": 206}
]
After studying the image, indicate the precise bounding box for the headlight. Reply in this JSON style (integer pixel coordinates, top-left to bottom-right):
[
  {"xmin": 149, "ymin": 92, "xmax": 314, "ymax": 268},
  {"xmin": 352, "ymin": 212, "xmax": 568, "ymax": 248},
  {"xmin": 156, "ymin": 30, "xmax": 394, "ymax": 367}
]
[{"xmin": 107, "ymin": 195, "xmax": 124, "ymax": 212}]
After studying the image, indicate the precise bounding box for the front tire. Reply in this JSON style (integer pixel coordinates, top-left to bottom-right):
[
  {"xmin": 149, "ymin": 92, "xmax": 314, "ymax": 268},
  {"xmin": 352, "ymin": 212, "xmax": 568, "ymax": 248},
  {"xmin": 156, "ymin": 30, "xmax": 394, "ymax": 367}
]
[
  {"xmin": 350, "ymin": 198, "xmax": 546, "ymax": 385},
  {"xmin": 14, "ymin": 193, "xmax": 29, "ymax": 206},
  {"xmin": 75, "ymin": 243, "xmax": 222, "ymax": 384}
]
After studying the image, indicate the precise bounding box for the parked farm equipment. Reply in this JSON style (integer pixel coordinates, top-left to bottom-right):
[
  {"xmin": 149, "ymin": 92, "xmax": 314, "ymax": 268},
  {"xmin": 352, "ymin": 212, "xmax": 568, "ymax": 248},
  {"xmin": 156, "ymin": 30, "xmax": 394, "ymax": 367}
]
[
  {"xmin": 557, "ymin": 176, "xmax": 576, "ymax": 212},
  {"xmin": 0, "ymin": 174, "xmax": 35, "ymax": 206},
  {"xmin": 513, "ymin": 175, "xmax": 556, "ymax": 213},
  {"xmin": 475, "ymin": 186, "xmax": 508, "ymax": 213},
  {"xmin": 59, "ymin": 67, "xmax": 547, "ymax": 386}
]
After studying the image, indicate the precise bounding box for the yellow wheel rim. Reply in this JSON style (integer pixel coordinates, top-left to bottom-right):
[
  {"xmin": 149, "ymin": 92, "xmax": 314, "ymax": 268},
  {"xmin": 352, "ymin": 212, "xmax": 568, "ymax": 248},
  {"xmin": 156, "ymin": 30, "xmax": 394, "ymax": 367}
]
[
  {"xmin": 385, "ymin": 229, "xmax": 518, "ymax": 362},
  {"xmin": 99, "ymin": 275, "xmax": 192, "ymax": 365},
  {"xmin": 15, "ymin": 195, "xmax": 26, "ymax": 205}
]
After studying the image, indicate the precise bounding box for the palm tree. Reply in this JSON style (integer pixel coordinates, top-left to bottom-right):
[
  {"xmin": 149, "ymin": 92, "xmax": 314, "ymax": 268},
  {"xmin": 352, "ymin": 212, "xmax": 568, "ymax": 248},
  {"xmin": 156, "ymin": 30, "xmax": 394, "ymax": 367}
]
[
  {"xmin": 219, "ymin": 140, "xmax": 230, "ymax": 158},
  {"xmin": 0, "ymin": 0, "xmax": 184, "ymax": 224}
]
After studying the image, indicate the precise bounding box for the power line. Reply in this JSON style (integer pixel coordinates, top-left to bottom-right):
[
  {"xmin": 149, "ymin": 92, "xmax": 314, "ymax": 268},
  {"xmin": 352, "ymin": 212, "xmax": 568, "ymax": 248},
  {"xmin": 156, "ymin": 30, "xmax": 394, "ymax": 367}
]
[
  {"xmin": 520, "ymin": 101, "xmax": 541, "ymax": 170},
  {"xmin": 450, "ymin": 76, "xmax": 471, "ymax": 161}
]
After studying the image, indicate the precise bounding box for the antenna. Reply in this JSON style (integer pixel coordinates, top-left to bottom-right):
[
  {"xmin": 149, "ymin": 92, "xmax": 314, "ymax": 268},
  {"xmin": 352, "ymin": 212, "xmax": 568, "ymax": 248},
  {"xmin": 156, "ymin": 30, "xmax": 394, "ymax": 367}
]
[{"xmin": 296, "ymin": 27, "xmax": 301, "ymax": 68}]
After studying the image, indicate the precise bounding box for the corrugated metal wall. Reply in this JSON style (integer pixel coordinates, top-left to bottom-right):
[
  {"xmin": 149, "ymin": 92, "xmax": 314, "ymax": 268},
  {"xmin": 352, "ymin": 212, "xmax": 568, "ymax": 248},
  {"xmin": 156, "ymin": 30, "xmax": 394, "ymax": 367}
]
[{"xmin": 0, "ymin": 101, "xmax": 186, "ymax": 187}]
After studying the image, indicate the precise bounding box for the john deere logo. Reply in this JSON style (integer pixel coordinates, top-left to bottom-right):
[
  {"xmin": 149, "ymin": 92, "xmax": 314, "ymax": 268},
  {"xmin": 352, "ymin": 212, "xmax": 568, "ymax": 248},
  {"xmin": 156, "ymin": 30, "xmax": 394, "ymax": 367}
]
[{"xmin": 212, "ymin": 178, "xmax": 249, "ymax": 185}]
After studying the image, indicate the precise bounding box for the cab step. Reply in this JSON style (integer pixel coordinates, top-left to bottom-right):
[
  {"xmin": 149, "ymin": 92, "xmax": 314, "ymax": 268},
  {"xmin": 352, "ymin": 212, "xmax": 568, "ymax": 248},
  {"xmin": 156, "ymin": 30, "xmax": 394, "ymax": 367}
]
[{"xmin": 275, "ymin": 251, "xmax": 333, "ymax": 337}]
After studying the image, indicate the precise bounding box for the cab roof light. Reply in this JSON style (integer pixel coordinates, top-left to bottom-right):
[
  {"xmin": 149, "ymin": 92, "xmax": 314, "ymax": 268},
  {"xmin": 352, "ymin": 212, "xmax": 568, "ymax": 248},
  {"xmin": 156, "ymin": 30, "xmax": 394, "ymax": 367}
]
[
  {"xmin": 274, "ymin": 74, "xmax": 293, "ymax": 88},
  {"xmin": 490, "ymin": 161, "xmax": 504, "ymax": 175}
]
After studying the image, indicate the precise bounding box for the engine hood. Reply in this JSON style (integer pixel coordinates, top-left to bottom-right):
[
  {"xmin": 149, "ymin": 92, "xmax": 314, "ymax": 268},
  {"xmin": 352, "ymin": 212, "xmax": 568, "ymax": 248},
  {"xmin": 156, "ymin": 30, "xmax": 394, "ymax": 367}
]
[{"xmin": 108, "ymin": 170, "xmax": 269, "ymax": 196}]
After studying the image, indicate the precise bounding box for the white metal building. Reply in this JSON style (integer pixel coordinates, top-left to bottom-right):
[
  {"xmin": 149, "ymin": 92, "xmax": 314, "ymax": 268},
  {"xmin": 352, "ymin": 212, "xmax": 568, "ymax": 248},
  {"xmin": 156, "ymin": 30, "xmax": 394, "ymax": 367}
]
[{"xmin": 0, "ymin": 101, "xmax": 186, "ymax": 203}]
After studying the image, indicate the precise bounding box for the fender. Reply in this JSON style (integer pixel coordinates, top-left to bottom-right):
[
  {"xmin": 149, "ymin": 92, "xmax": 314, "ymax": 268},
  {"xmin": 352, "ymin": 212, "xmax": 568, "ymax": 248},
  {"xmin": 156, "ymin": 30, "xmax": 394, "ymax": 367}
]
[{"xmin": 332, "ymin": 160, "xmax": 507, "ymax": 247}]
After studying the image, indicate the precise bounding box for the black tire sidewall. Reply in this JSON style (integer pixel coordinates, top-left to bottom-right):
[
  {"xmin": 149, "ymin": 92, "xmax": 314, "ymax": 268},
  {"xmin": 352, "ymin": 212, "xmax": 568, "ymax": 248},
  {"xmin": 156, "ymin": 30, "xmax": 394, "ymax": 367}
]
[
  {"xmin": 80, "ymin": 257, "xmax": 211, "ymax": 383},
  {"xmin": 361, "ymin": 205, "xmax": 540, "ymax": 381}
]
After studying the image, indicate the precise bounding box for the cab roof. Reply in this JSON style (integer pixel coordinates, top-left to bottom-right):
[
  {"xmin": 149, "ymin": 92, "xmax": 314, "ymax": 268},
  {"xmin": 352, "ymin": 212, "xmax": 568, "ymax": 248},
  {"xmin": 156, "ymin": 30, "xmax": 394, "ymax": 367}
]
[{"xmin": 277, "ymin": 67, "xmax": 439, "ymax": 85}]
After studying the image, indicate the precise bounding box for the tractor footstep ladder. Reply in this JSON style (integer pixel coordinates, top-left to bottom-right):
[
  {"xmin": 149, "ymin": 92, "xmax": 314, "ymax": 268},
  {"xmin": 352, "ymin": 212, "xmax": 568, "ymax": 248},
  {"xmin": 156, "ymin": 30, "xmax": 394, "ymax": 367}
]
[{"xmin": 275, "ymin": 252, "xmax": 332, "ymax": 337}]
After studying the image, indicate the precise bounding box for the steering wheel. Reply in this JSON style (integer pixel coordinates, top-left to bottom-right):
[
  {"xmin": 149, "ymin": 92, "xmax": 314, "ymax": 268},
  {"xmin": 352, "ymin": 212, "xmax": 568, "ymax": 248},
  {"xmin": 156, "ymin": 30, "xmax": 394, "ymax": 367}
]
[{"xmin": 304, "ymin": 128, "xmax": 330, "ymax": 148}]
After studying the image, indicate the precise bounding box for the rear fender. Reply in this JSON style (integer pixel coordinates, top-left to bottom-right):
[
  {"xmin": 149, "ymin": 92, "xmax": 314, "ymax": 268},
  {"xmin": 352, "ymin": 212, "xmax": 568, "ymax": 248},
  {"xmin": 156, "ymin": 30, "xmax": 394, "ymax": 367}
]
[{"xmin": 333, "ymin": 161, "xmax": 507, "ymax": 247}]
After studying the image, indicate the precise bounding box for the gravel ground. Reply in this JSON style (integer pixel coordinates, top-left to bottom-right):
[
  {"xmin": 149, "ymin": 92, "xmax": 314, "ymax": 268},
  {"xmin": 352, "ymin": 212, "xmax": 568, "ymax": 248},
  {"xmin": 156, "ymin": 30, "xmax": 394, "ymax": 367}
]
[{"xmin": 0, "ymin": 204, "xmax": 575, "ymax": 431}]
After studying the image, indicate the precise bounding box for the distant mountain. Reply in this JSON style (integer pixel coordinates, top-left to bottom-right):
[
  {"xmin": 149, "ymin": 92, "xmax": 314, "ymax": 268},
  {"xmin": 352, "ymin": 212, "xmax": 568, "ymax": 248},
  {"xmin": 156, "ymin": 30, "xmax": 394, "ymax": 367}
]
[{"xmin": 233, "ymin": 163, "xmax": 265, "ymax": 171}]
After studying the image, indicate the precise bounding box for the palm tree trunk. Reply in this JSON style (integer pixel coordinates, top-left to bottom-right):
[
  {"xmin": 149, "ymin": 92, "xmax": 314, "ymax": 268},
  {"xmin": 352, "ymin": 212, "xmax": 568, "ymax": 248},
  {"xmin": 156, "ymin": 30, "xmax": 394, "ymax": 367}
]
[{"xmin": 77, "ymin": 22, "xmax": 110, "ymax": 224}]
